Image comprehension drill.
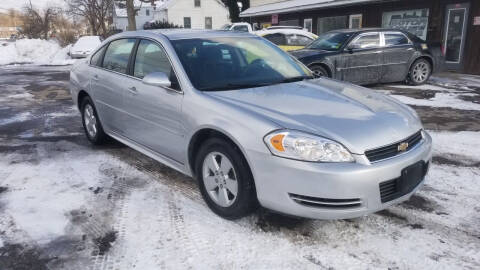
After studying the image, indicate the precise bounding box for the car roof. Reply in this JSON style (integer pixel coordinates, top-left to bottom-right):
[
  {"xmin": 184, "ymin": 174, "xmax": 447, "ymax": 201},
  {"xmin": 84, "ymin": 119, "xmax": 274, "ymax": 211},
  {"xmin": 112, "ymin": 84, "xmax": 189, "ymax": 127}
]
[
  {"xmin": 329, "ymin": 28, "xmax": 407, "ymax": 34},
  {"xmin": 254, "ymin": 28, "xmax": 316, "ymax": 37},
  {"xmin": 111, "ymin": 29, "xmax": 255, "ymax": 41}
]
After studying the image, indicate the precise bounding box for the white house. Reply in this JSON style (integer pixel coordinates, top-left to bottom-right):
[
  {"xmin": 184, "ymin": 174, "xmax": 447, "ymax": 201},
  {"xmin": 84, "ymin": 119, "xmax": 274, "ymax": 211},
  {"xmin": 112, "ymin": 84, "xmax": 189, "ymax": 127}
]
[{"xmin": 112, "ymin": 0, "xmax": 230, "ymax": 31}]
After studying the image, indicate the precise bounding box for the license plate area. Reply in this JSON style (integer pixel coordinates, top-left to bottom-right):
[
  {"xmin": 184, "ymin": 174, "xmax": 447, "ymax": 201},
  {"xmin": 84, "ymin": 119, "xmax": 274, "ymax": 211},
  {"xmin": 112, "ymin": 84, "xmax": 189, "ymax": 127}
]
[{"xmin": 379, "ymin": 161, "xmax": 428, "ymax": 203}]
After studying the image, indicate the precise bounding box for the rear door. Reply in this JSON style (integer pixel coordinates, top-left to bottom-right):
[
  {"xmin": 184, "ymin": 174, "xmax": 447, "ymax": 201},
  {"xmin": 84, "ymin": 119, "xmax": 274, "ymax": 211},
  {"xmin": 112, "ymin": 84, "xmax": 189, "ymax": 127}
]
[
  {"xmin": 381, "ymin": 31, "xmax": 415, "ymax": 83},
  {"xmin": 91, "ymin": 38, "xmax": 136, "ymax": 134},
  {"xmin": 341, "ymin": 32, "xmax": 382, "ymax": 84},
  {"xmin": 284, "ymin": 34, "xmax": 315, "ymax": 51},
  {"xmin": 122, "ymin": 39, "xmax": 185, "ymax": 163}
]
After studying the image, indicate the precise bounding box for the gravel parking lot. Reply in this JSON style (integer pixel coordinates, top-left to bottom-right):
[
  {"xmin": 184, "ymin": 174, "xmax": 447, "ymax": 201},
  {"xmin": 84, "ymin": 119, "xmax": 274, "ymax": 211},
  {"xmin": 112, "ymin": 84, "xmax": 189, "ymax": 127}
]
[{"xmin": 0, "ymin": 65, "xmax": 479, "ymax": 269}]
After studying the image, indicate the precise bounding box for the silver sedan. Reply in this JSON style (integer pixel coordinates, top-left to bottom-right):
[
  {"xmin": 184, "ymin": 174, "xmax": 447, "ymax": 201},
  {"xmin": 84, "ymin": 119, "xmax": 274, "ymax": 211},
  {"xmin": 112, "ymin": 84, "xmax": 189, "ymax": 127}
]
[{"xmin": 70, "ymin": 30, "xmax": 432, "ymax": 220}]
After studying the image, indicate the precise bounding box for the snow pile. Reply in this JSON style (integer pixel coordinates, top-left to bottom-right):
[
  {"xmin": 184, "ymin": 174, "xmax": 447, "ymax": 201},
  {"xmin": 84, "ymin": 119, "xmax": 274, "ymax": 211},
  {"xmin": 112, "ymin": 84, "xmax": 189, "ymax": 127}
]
[{"xmin": 0, "ymin": 39, "xmax": 76, "ymax": 66}]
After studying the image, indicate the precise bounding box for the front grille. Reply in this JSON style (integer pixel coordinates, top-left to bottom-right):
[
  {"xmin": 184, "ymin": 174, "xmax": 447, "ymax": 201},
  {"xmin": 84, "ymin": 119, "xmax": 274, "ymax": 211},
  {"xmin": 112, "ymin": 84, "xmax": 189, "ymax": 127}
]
[
  {"xmin": 365, "ymin": 130, "xmax": 423, "ymax": 162},
  {"xmin": 379, "ymin": 161, "xmax": 429, "ymax": 203},
  {"xmin": 289, "ymin": 193, "xmax": 362, "ymax": 209}
]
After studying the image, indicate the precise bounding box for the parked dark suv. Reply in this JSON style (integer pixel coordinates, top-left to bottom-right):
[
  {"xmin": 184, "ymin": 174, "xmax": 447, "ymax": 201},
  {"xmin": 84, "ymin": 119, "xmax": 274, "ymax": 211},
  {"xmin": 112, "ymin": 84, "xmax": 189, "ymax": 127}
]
[{"xmin": 290, "ymin": 28, "xmax": 436, "ymax": 85}]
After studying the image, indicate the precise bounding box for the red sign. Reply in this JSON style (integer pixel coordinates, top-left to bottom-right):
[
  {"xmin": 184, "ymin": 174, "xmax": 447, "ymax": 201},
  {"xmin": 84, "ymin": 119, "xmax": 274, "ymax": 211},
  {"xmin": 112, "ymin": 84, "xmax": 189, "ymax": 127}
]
[{"xmin": 272, "ymin": 14, "xmax": 278, "ymax": 24}]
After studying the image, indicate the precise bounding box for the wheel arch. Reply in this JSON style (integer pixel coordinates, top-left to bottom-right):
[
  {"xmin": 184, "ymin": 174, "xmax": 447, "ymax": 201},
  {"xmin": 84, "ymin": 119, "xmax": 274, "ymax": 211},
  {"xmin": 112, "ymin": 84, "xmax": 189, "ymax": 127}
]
[
  {"xmin": 77, "ymin": 90, "xmax": 90, "ymax": 110},
  {"xmin": 308, "ymin": 62, "xmax": 333, "ymax": 77},
  {"xmin": 187, "ymin": 127, "xmax": 253, "ymax": 180}
]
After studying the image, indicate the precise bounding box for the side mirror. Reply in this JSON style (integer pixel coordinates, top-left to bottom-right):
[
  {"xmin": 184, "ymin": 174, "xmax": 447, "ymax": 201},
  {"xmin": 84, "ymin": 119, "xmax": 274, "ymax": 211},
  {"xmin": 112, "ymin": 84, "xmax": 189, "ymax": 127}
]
[{"xmin": 142, "ymin": 72, "xmax": 171, "ymax": 88}]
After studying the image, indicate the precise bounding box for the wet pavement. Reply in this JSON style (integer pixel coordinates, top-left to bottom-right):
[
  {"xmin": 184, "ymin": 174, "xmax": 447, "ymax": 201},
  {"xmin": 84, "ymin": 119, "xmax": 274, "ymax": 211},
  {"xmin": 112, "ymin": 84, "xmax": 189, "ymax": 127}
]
[{"xmin": 0, "ymin": 66, "xmax": 479, "ymax": 269}]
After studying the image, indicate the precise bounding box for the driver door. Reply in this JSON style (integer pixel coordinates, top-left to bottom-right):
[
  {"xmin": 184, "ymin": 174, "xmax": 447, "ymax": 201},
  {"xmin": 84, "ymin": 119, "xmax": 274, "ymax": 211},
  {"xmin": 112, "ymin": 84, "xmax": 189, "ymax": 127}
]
[
  {"xmin": 341, "ymin": 32, "xmax": 382, "ymax": 84},
  {"xmin": 122, "ymin": 39, "xmax": 185, "ymax": 163}
]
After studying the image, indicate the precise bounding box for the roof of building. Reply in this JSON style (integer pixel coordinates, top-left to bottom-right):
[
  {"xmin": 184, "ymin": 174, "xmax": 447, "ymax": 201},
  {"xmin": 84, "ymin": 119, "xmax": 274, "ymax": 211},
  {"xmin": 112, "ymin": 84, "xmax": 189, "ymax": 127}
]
[
  {"xmin": 240, "ymin": 0, "xmax": 398, "ymax": 17},
  {"xmin": 114, "ymin": 0, "xmax": 170, "ymax": 18}
]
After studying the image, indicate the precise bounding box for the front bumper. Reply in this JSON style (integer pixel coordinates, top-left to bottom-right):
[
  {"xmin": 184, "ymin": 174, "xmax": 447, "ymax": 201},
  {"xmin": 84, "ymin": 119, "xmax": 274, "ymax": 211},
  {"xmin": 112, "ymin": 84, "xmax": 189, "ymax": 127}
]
[{"xmin": 248, "ymin": 131, "xmax": 433, "ymax": 219}]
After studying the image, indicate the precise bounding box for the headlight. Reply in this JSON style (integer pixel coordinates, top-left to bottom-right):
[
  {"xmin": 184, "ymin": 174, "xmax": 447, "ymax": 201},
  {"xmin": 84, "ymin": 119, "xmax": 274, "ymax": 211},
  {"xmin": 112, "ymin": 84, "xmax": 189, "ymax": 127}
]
[{"xmin": 264, "ymin": 130, "xmax": 354, "ymax": 162}]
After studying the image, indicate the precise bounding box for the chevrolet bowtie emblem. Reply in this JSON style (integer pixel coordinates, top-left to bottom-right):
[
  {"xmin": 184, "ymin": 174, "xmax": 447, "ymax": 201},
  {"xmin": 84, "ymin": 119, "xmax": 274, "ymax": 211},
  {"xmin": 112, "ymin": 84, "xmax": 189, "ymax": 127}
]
[{"xmin": 398, "ymin": 142, "xmax": 409, "ymax": 152}]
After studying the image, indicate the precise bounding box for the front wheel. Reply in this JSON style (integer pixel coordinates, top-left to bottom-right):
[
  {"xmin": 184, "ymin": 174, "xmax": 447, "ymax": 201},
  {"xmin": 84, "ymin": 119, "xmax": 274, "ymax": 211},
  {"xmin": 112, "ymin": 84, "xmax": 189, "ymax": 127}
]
[
  {"xmin": 309, "ymin": 65, "xmax": 329, "ymax": 78},
  {"xmin": 408, "ymin": 59, "xmax": 431, "ymax": 85},
  {"xmin": 195, "ymin": 138, "xmax": 257, "ymax": 220}
]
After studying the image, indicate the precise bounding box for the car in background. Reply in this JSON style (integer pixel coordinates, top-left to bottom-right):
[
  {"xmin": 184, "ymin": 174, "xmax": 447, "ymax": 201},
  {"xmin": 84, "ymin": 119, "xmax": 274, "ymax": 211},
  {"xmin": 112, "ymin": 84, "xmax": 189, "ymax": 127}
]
[
  {"xmin": 290, "ymin": 28, "xmax": 436, "ymax": 85},
  {"xmin": 70, "ymin": 30, "xmax": 432, "ymax": 220},
  {"xmin": 220, "ymin": 22, "xmax": 253, "ymax": 33},
  {"xmin": 255, "ymin": 27, "xmax": 318, "ymax": 51},
  {"xmin": 69, "ymin": 36, "xmax": 102, "ymax": 59}
]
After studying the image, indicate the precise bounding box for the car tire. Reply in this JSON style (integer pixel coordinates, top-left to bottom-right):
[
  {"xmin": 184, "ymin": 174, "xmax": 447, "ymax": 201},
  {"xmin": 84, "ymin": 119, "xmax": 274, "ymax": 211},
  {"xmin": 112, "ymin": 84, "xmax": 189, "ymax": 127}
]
[
  {"xmin": 309, "ymin": 65, "xmax": 329, "ymax": 78},
  {"xmin": 195, "ymin": 137, "xmax": 258, "ymax": 220},
  {"xmin": 81, "ymin": 96, "xmax": 108, "ymax": 145},
  {"xmin": 408, "ymin": 58, "xmax": 431, "ymax": 85}
]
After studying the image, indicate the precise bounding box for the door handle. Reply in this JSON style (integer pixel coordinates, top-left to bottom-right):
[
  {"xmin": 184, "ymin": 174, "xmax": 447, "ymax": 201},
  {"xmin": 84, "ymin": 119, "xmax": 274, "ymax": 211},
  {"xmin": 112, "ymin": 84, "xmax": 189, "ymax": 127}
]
[{"xmin": 128, "ymin": 86, "xmax": 138, "ymax": 95}]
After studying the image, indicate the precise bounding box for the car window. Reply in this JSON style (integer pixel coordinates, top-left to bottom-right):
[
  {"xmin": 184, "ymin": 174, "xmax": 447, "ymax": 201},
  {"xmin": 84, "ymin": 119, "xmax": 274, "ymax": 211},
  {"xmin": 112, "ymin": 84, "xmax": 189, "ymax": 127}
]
[
  {"xmin": 233, "ymin": 25, "xmax": 249, "ymax": 32},
  {"xmin": 102, "ymin": 39, "xmax": 136, "ymax": 74},
  {"xmin": 90, "ymin": 45, "xmax": 106, "ymax": 67},
  {"xmin": 350, "ymin": 33, "xmax": 380, "ymax": 49},
  {"xmin": 133, "ymin": 39, "xmax": 180, "ymax": 90},
  {"xmin": 263, "ymin": 33, "xmax": 286, "ymax": 46},
  {"xmin": 384, "ymin": 33, "xmax": 410, "ymax": 46},
  {"xmin": 286, "ymin": 34, "xmax": 313, "ymax": 46}
]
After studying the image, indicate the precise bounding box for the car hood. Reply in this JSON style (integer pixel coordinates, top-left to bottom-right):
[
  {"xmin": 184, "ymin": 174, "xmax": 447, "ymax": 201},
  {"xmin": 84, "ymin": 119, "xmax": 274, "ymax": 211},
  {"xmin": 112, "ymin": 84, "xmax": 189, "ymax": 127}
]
[
  {"xmin": 205, "ymin": 79, "xmax": 422, "ymax": 154},
  {"xmin": 289, "ymin": 48, "xmax": 334, "ymax": 59}
]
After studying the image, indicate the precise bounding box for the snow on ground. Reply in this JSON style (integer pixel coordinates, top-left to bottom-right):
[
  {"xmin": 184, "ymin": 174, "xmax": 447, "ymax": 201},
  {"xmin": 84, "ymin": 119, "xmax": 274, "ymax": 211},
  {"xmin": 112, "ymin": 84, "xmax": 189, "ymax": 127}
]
[
  {"xmin": 0, "ymin": 67, "xmax": 479, "ymax": 269},
  {"xmin": 390, "ymin": 92, "xmax": 480, "ymax": 111},
  {"xmin": 0, "ymin": 39, "xmax": 76, "ymax": 66}
]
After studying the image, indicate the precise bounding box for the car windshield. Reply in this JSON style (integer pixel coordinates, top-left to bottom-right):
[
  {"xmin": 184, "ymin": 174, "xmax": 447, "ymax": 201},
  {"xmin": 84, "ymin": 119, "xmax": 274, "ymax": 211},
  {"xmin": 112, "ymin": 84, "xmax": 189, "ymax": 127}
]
[
  {"xmin": 171, "ymin": 37, "xmax": 312, "ymax": 91},
  {"xmin": 220, "ymin": 24, "xmax": 232, "ymax": 30},
  {"xmin": 306, "ymin": 32, "xmax": 353, "ymax": 51}
]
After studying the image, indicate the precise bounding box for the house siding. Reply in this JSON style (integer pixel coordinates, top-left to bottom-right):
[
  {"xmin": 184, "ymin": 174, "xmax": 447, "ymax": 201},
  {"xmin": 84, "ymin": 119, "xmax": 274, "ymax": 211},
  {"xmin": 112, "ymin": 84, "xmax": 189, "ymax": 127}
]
[{"xmin": 167, "ymin": 0, "xmax": 230, "ymax": 29}]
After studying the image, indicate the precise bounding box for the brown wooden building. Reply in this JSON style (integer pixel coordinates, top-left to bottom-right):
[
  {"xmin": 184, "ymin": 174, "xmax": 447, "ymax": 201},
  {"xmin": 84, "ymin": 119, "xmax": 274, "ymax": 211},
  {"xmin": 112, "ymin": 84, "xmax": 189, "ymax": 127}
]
[{"xmin": 241, "ymin": 0, "xmax": 480, "ymax": 75}]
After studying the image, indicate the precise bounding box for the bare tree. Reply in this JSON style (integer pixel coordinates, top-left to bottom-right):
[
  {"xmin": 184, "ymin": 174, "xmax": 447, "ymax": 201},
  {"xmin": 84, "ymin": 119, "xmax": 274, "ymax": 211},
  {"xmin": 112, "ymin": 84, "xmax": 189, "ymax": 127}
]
[
  {"xmin": 115, "ymin": 0, "xmax": 158, "ymax": 31},
  {"xmin": 20, "ymin": 1, "xmax": 59, "ymax": 39},
  {"xmin": 65, "ymin": 0, "xmax": 113, "ymax": 36}
]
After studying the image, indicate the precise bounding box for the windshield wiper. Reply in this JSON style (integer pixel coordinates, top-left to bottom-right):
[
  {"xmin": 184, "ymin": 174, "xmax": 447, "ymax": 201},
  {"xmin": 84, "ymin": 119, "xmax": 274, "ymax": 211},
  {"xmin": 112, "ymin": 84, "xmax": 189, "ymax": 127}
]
[
  {"xmin": 276, "ymin": 75, "xmax": 313, "ymax": 84},
  {"xmin": 200, "ymin": 82, "xmax": 274, "ymax": 91}
]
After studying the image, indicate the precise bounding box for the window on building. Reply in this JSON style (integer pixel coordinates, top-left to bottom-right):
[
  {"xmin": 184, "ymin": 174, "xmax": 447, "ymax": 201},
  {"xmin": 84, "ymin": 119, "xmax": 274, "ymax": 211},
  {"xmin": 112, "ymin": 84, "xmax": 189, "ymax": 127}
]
[
  {"xmin": 194, "ymin": 0, "xmax": 201, "ymax": 7},
  {"xmin": 205, "ymin": 17, "xmax": 212, "ymax": 29},
  {"xmin": 317, "ymin": 16, "xmax": 347, "ymax": 34},
  {"xmin": 184, "ymin": 17, "xmax": 191, "ymax": 28},
  {"xmin": 384, "ymin": 32, "xmax": 410, "ymax": 46},
  {"xmin": 382, "ymin": 9, "xmax": 429, "ymax": 40},
  {"xmin": 303, "ymin": 18, "xmax": 312, "ymax": 32},
  {"xmin": 146, "ymin": 9, "xmax": 150, "ymax": 16},
  {"xmin": 102, "ymin": 39, "xmax": 136, "ymax": 74}
]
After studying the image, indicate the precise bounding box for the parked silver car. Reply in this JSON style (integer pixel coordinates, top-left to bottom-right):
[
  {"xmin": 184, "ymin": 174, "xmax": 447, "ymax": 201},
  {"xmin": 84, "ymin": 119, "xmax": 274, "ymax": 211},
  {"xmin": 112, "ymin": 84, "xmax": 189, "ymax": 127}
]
[{"xmin": 70, "ymin": 30, "xmax": 432, "ymax": 220}]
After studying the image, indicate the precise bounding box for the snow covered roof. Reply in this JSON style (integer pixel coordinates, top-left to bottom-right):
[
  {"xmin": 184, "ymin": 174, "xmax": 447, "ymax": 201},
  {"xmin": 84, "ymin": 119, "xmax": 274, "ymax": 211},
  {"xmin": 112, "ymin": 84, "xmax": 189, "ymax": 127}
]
[
  {"xmin": 240, "ymin": 0, "xmax": 398, "ymax": 17},
  {"xmin": 114, "ymin": 0, "xmax": 171, "ymax": 18}
]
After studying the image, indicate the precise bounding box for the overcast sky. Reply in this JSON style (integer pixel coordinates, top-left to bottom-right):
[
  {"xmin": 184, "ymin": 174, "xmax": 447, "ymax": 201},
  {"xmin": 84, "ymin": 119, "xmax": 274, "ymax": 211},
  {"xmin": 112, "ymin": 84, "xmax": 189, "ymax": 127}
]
[{"xmin": 1, "ymin": 0, "xmax": 66, "ymax": 11}]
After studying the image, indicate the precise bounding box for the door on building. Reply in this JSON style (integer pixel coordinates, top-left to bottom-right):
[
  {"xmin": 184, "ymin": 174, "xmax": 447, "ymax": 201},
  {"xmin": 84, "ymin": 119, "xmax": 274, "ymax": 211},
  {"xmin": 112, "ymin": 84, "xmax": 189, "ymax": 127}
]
[
  {"xmin": 443, "ymin": 3, "xmax": 470, "ymax": 70},
  {"xmin": 349, "ymin": 14, "xmax": 362, "ymax": 29}
]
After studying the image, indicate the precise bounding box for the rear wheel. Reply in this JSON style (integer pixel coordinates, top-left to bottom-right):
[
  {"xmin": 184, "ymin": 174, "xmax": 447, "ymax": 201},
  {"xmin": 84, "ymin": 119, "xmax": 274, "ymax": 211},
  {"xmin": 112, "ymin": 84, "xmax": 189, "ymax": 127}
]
[
  {"xmin": 81, "ymin": 96, "xmax": 107, "ymax": 145},
  {"xmin": 408, "ymin": 58, "xmax": 431, "ymax": 85},
  {"xmin": 309, "ymin": 65, "xmax": 329, "ymax": 78},
  {"xmin": 195, "ymin": 138, "xmax": 257, "ymax": 219}
]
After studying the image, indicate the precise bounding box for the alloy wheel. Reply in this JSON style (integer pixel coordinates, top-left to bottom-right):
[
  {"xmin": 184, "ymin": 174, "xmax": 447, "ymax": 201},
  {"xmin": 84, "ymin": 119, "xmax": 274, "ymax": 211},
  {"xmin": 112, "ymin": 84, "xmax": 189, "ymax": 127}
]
[
  {"xmin": 84, "ymin": 104, "xmax": 97, "ymax": 138},
  {"xmin": 202, "ymin": 152, "xmax": 238, "ymax": 207},
  {"xmin": 412, "ymin": 61, "xmax": 429, "ymax": 83}
]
